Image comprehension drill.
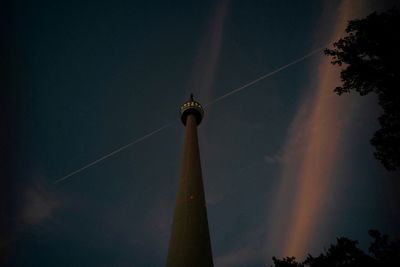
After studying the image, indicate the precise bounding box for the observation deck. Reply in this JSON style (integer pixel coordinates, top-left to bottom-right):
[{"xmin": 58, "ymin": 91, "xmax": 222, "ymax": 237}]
[{"xmin": 180, "ymin": 94, "xmax": 204, "ymax": 126}]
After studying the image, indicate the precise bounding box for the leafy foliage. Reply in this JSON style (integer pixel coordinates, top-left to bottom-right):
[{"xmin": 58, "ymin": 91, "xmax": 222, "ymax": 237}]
[
  {"xmin": 324, "ymin": 7, "xmax": 400, "ymax": 171},
  {"xmin": 271, "ymin": 231, "xmax": 400, "ymax": 267},
  {"xmin": 272, "ymin": 256, "xmax": 304, "ymax": 267}
]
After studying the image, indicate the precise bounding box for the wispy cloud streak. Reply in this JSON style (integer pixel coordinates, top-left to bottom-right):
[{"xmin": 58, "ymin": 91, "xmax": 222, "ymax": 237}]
[
  {"xmin": 189, "ymin": 0, "xmax": 230, "ymax": 100},
  {"xmin": 264, "ymin": 0, "xmax": 373, "ymax": 260}
]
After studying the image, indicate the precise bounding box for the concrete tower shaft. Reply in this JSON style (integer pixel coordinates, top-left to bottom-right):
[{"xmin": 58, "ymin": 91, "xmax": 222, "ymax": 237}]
[{"xmin": 166, "ymin": 96, "xmax": 213, "ymax": 267}]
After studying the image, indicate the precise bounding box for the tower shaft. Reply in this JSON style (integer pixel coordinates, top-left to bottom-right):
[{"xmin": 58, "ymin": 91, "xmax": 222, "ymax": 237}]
[{"xmin": 166, "ymin": 113, "xmax": 213, "ymax": 267}]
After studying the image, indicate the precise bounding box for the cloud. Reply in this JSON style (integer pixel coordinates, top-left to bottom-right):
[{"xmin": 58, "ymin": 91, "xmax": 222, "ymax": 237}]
[
  {"xmin": 264, "ymin": 154, "xmax": 283, "ymax": 164},
  {"xmin": 215, "ymin": 226, "xmax": 265, "ymax": 267},
  {"xmin": 264, "ymin": 0, "xmax": 376, "ymax": 261},
  {"xmin": 99, "ymin": 195, "xmax": 173, "ymax": 257},
  {"xmin": 216, "ymin": 246, "xmax": 260, "ymax": 267},
  {"xmin": 142, "ymin": 199, "xmax": 172, "ymax": 243},
  {"xmin": 206, "ymin": 191, "xmax": 226, "ymax": 206},
  {"xmin": 188, "ymin": 0, "xmax": 230, "ymax": 101},
  {"xmin": 20, "ymin": 180, "xmax": 60, "ymax": 225}
]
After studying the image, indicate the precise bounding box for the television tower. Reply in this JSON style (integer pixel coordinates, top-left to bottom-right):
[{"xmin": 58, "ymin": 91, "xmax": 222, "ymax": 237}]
[{"xmin": 166, "ymin": 94, "xmax": 214, "ymax": 267}]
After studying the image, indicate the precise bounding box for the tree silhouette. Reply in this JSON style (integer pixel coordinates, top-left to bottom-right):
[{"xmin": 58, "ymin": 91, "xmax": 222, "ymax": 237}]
[
  {"xmin": 271, "ymin": 230, "xmax": 400, "ymax": 267},
  {"xmin": 272, "ymin": 256, "xmax": 303, "ymax": 267},
  {"xmin": 324, "ymin": 7, "xmax": 400, "ymax": 171},
  {"xmin": 368, "ymin": 230, "xmax": 400, "ymax": 266},
  {"xmin": 302, "ymin": 238, "xmax": 373, "ymax": 267}
]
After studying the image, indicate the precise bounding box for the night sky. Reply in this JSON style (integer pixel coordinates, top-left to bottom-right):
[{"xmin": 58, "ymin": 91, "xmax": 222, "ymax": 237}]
[{"xmin": 2, "ymin": 0, "xmax": 400, "ymax": 266}]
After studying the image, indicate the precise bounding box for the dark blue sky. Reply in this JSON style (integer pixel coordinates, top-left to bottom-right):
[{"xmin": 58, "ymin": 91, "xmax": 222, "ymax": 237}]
[{"xmin": 2, "ymin": 0, "xmax": 399, "ymax": 266}]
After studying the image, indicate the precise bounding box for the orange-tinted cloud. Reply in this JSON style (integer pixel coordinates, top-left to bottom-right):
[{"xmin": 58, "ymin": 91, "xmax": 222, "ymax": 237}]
[
  {"xmin": 20, "ymin": 177, "xmax": 61, "ymax": 225},
  {"xmin": 188, "ymin": 0, "xmax": 230, "ymax": 101},
  {"xmin": 264, "ymin": 0, "xmax": 374, "ymax": 260}
]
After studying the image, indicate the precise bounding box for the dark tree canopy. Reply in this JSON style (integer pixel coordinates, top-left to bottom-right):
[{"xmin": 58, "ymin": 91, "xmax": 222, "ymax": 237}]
[
  {"xmin": 271, "ymin": 230, "xmax": 400, "ymax": 267},
  {"xmin": 324, "ymin": 7, "xmax": 400, "ymax": 171},
  {"xmin": 272, "ymin": 256, "xmax": 303, "ymax": 267}
]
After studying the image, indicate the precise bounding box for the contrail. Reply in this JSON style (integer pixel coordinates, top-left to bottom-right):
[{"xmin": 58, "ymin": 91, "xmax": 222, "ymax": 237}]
[
  {"xmin": 54, "ymin": 122, "xmax": 174, "ymax": 184},
  {"xmin": 54, "ymin": 46, "xmax": 324, "ymax": 184},
  {"xmin": 204, "ymin": 46, "xmax": 325, "ymax": 107}
]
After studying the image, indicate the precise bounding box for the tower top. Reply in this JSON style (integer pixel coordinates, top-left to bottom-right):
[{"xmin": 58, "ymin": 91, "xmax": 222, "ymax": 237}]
[{"xmin": 180, "ymin": 94, "xmax": 204, "ymax": 126}]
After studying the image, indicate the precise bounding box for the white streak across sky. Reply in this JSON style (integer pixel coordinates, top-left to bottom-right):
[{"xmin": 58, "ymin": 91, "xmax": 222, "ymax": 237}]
[
  {"xmin": 54, "ymin": 46, "xmax": 325, "ymax": 184},
  {"xmin": 204, "ymin": 46, "xmax": 325, "ymax": 107},
  {"xmin": 54, "ymin": 122, "xmax": 175, "ymax": 184}
]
